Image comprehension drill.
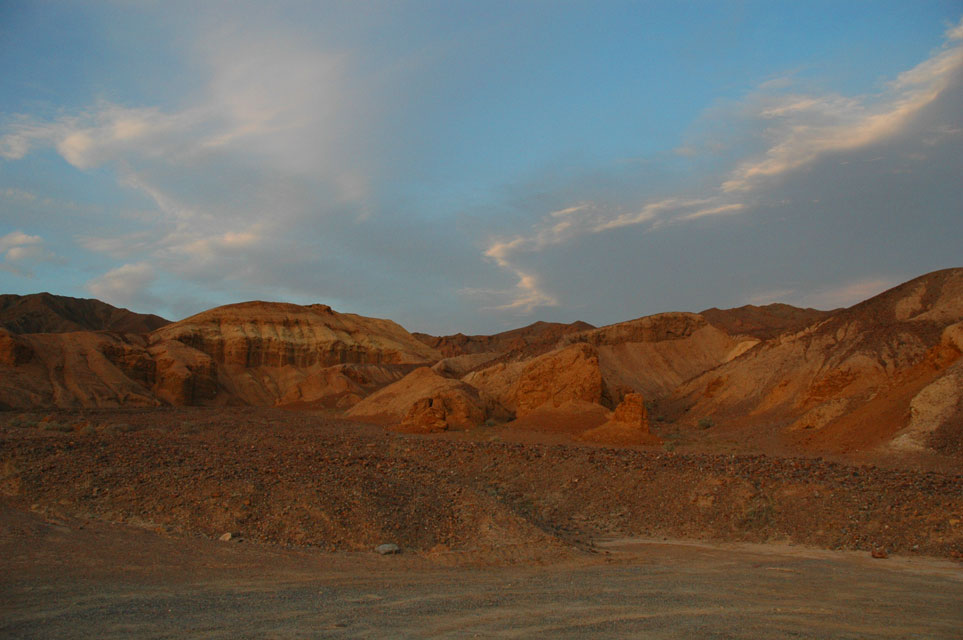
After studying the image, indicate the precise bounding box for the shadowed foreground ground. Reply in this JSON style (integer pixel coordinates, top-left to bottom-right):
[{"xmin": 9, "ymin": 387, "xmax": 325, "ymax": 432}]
[{"xmin": 2, "ymin": 505, "xmax": 961, "ymax": 639}]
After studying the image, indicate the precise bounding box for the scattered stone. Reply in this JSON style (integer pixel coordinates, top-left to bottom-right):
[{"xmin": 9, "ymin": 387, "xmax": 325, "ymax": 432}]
[
  {"xmin": 375, "ymin": 543, "xmax": 400, "ymax": 555},
  {"xmin": 871, "ymin": 548, "xmax": 888, "ymax": 559},
  {"xmin": 219, "ymin": 532, "xmax": 234, "ymax": 542}
]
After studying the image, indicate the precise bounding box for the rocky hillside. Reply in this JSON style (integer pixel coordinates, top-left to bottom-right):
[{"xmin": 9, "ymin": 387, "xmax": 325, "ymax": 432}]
[
  {"xmin": 0, "ymin": 293, "xmax": 169, "ymax": 334},
  {"xmin": 699, "ymin": 303, "xmax": 832, "ymax": 341},
  {"xmin": 675, "ymin": 268, "xmax": 963, "ymax": 456},
  {"xmin": 2, "ymin": 269, "xmax": 960, "ymax": 460},
  {"xmin": 414, "ymin": 320, "xmax": 594, "ymax": 359},
  {"xmin": 0, "ymin": 301, "xmax": 440, "ymax": 409}
]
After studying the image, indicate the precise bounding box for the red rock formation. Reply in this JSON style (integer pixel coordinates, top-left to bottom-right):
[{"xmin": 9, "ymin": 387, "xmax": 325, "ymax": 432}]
[
  {"xmin": 399, "ymin": 389, "xmax": 488, "ymax": 433},
  {"xmin": 0, "ymin": 331, "xmax": 160, "ymax": 409},
  {"xmin": 579, "ymin": 393, "xmax": 662, "ymax": 446},
  {"xmin": 153, "ymin": 301, "xmax": 439, "ymax": 369},
  {"xmin": 347, "ymin": 367, "xmax": 505, "ymax": 430},
  {"xmin": 0, "ymin": 300, "xmax": 436, "ymax": 409},
  {"xmin": 0, "ymin": 328, "xmax": 33, "ymax": 366},
  {"xmin": 676, "ymin": 268, "xmax": 963, "ymax": 455},
  {"xmin": 148, "ymin": 340, "xmax": 218, "ymax": 405},
  {"xmin": 561, "ymin": 312, "xmax": 758, "ymax": 402},
  {"xmin": 511, "ymin": 343, "xmax": 606, "ymax": 417}
]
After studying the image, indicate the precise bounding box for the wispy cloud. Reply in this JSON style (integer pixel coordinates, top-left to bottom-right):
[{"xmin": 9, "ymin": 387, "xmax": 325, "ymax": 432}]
[
  {"xmin": 797, "ymin": 277, "xmax": 902, "ymax": 310},
  {"xmin": 0, "ymin": 21, "xmax": 374, "ymax": 309},
  {"xmin": 0, "ymin": 230, "xmax": 59, "ymax": 277},
  {"xmin": 479, "ymin": 18, "xmax": 963, "ymax": 314},
  {"xmin": 479, "ymin": 238, "xmax": 558, "ymax": 312},
  {"xmin": 86, "ymin": 262, "xmax": 160, "ymax": 310},
  {"xmin": 721, "ymin": 19, "xmax": 963, "ymax": 193},
  {"xmin": 748, "ymin": 277, "xmax": 901, "ymax": 310}
]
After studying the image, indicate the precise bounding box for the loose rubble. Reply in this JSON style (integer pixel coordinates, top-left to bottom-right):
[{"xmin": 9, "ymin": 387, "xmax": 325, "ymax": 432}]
[{"xmin": 2, "ymin": 407, "xmax": 960, "ymax": 560}]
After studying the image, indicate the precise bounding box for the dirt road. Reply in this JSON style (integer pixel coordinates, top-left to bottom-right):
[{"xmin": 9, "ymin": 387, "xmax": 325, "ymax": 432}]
[{"xmin": 3, "ymin": 505, "xmax": 961, "ymax": 639}]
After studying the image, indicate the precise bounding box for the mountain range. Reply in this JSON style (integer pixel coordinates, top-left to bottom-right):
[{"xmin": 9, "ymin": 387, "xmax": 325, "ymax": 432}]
[{"xmin": 1, "ymin": 268, "xmax": 960, "ymax": 459}]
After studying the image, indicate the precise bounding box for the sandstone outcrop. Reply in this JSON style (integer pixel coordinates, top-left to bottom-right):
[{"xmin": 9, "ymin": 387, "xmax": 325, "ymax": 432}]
[
  {"xmin": 579, "ymin": 393, "xmax": 662, "ymax": 446},
  {"xmin": 145, "ymin": 301, "xmax": 439, "ymax": 407},
  {"xmin": 148, "ymin": 339, "xmax": 218, "ymax": 405},
  {"xmin": 398, "ymin": 390, "xmax": 487, "ymax": 433},
  {"xmin": 564, "ymin": 312, "xmax": 754, "ymax": 401},
  {"xmin": 0, "ymin": 331, "xmax": 160, "ymax": 409},
  {"xmin": 347, "ymin": 367, "xmax": 505, "ymax": 430},
  {"xmin": 511, "ymin": 343, "xmax": 606, "ymax": 416},
  {"xmin": 431, "ymin": 352, "xmax": 500, "ymax": 378},
  {"xmin": 0, "ymin": 328, "xmax": 33, "ymax": 366},
  {"xmin": 465, "ymin": 343, "xmax": 606, "ymax": 417},
  {"xmin": 152, "ymin": 301, "xmax": 440, "ymax": 369},
  {"xmin": 0, "ymin": 300, "xmax": 437, "ymax": 409}
]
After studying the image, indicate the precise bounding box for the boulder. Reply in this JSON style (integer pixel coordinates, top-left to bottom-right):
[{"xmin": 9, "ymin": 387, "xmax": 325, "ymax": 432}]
[
  {"xmin": 511, "ymin": 343, "xmax": 605, "ymax": 417},
  {"xmin": 579, "ymin": 393, "xmax": 662, "ymax": 446},
  {"xmin": 348, "ymin": 367, "xmax": 507, "ymax": 430}
]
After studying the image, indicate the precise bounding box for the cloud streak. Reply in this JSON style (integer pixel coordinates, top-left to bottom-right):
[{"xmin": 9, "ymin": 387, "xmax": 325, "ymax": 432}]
[
  {"xmin": 0, "ymin": 231, "xmax": 59, "ymax": 277},
  {"xmin": 86, "ymin": 262, "xmax": 160, "ymax": 311},
  {"xmin": 480, "ymin": 18, "xmax": 963, "ymax": 313},
  {"xmin": 0, "ymin": 19, "xmax": 378, "ymax": 312}
]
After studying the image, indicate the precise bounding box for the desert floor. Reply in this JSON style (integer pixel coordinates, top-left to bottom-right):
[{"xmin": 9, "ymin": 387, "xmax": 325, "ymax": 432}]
[
  {"xmin": 3, "ymin": 503, "xmax": 961, "ymax": 639},
  {"xmin": 2, "ymin": 408, "xmax": 961, "ymax": 638}
]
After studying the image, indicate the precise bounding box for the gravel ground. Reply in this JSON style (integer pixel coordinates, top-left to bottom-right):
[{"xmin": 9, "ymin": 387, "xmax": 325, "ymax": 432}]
[
  {"xmin": 2, "ymin": 407, "xmax": 961, "ymax": 557},
  {"xmin": 2, "ymin": 505, "xmax": 961, "ymax": 639}
]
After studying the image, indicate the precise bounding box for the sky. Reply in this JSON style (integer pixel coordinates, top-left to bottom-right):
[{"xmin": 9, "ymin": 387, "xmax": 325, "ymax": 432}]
[{"xmin": 1, "ymin": 1, "xmax": 961, "ymax": 335}]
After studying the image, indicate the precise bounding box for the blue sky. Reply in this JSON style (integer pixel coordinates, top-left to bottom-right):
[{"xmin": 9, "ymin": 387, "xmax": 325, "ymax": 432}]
[{"xmin": 1, "ymin": 1, "xmax": 961, "ymax": 334}]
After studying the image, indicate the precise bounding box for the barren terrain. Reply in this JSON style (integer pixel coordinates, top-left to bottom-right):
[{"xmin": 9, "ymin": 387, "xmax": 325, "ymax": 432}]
[
  {"xmin": 3, "ymin": 271, "xmax": 962, "ymax": 637},
  {"xmin": 3, "ymin": 406, "xmax": 961, "ymax": 638},
  {"xmin": 4, "ymin": 501, "xmax": 961, "ymax": 639},
  {"xmin": 2, "ymin": 408, "xmax": 961, "ymax": 559}
]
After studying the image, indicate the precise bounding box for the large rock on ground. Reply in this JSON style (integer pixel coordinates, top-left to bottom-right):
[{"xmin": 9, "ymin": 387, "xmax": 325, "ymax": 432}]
[
  {"xmin": 465, "ymin": 343, "xmax": 607, "ymax": 418},
  {"xmin": 398, "ymin": 390, "xmax": 487, "ymax": 433},
  {"xmin": 148, "ymin": 339, "xmax": 218, "ymax": 405},
  {"xmin": 347, "ymin": 367, "xmax": 506, "ymax": 431},
  {"xmin": 580, "ymin": 393, "xmax": 662, "ymax": 446}
]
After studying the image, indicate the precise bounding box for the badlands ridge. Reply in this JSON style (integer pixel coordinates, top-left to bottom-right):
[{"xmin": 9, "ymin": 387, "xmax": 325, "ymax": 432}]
[{"xmin": 1, "ymin": 268, "xmax": 961, "ymax": 458}]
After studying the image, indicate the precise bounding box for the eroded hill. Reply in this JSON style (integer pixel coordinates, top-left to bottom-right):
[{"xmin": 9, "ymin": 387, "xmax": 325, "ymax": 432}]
[{"xmin": 1, "ymin": 268, "xmax": 961, "ymax": 462}]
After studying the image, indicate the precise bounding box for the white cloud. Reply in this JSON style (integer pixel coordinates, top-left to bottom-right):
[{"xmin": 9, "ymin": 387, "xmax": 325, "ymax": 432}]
[
  {"xmin": 0, "ymin": 231, "xmax": 42, "ymax": 254},
  {"xmin": 721, "ymin": 22, "xmax": 963, "ymax": 193},
  {"xmin": 476, "ymin": 20, "xmax": 963, "ymax": 315},
  {"xmin": 679, "ymin": 203, "xmax": 746, "ymax": 221},
  {"xmin": 0, "ymin": 19, "xmax": 377, "ymax": 312},
  {"xmin": 86, "ymin": 262, "xmax": 160, "ymax": 310},
  {"xmin": 479, "ymin": 237, "xmax": 558, "ymax": 312},
  {"xmin": 949, "ymin": 17, "xmax": 963, "ymax": 41},
  {"xmin": 0, "ymin": 231, "xmax": 59, "ymax": 276},
  {"xmin": 478, "ymin": 196, "xmax": 746, "ymax": 310}
]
